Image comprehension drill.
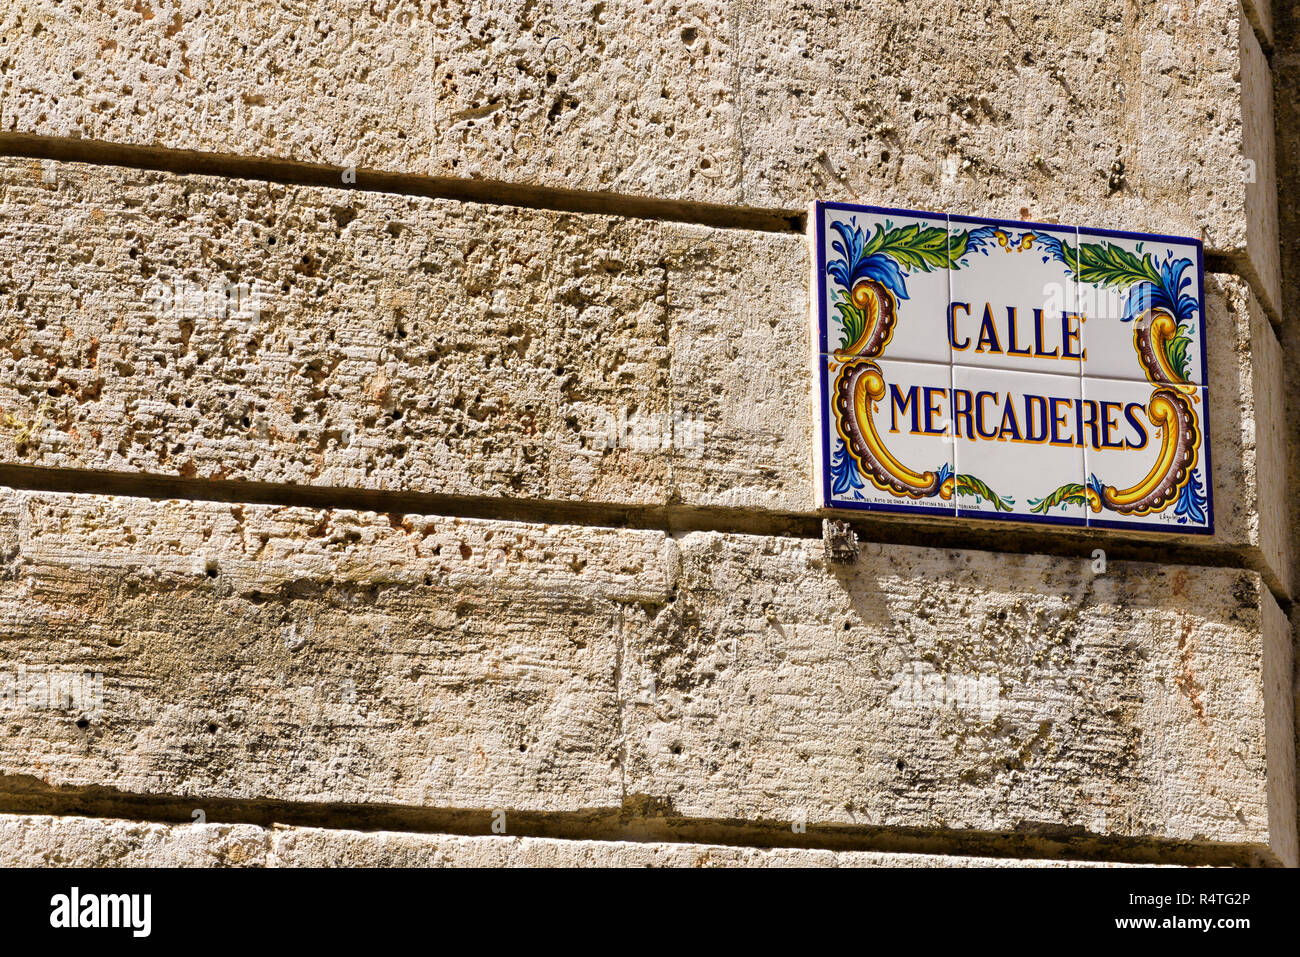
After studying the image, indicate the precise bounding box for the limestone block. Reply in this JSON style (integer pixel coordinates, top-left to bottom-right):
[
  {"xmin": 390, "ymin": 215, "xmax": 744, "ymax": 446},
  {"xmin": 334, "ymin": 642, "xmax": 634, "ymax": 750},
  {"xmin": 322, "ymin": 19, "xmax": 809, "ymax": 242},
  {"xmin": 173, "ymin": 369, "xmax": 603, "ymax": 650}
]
[
  {"xmin": 0, "ymin": 0, "xmax": 1277, "ymax": 311},
  {"xmin": 266, "ymin": 825, "xmax": 1147, "ymax": 867},
  {"xmin": 621, "ymin": 532, "xmax": 1298, "ymax": 865},
  {"xmin": 1237, "ymin": 12, "xmax": 1281, "ymax": 316},
  {"xmin": 0, "ymin": 490, "xmax": 1291, "ymax": 861},
  {"xmin": 0, "ymin": 0, "xmax": 739, "ymax": 200},
  {"xmin": 0, "ymin": 814, "xmax": 266, "ymax": 866},
  {"xmin": 0, "ymin": 159, "xmax": 1288, "ymax": 596},
  {"xmin": 0, "ymin": 813, "xmax": 1160, "ymax": 866},
  {"xmin": 0, "ymin": 492, "xmax": 672, "ymax": 810},
  {"xmin": 1207, "ymin": 277, "xmax": 1290, "ymax": 594},
  {"xmin": 0, "ymin": 158, "xmax": 809, "ymax": 511}
]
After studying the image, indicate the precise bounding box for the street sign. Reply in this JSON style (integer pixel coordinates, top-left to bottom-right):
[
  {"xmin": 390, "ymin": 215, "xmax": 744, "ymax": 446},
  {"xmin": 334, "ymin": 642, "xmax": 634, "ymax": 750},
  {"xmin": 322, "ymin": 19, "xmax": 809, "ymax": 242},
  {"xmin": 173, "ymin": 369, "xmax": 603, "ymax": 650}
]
[{"xmin": 812, "ymin": 201, "xmax": 1211, "ymax": 533}]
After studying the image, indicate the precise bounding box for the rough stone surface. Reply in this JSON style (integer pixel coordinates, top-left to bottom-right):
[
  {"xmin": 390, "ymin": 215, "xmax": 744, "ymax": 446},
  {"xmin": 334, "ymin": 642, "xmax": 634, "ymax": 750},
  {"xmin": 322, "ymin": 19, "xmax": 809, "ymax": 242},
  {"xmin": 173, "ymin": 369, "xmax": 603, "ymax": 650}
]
[
  {"xmin": 622, "ymin": 532, "xmax": 1297, "ymax": 866},
  {"xmin": 744, "ymin": 0, "xmax": 1275, "ymax": 312},
  {"xmin": 1203, "ymin": 276, "xmax": 1289, "ymax": 594},
  {"xmin": 0, "ymin": 159, "xmax": 1287, "ymax": 590},
  {"xmin": 0, "ymin": 158, "xmax": 808, "ymax": 513},
  {"xmin": 265, "ymin": 825, "xmax": 1146, "ymax": 867},
  {"xmin": 1212, "ymin": 278, "xmax": 1289, "ymax": 594},
  {"xmin": 0, "ymin": 814, "xmax": 266, "ymax": 866},
  {"xmin": 0, "ymin": 814, "xmax": 1156, "ymax": 867},
  {"xmin": 0, "ymin": 491, "xmax": 670, "ymax": 810},
  {"xmin": 0, "ymin": 490, "xmax": 1291, "ymax": 862},
  {"xmin": 0, "ymin": 0, "xmax": 1278, "ymax": 312},
  {"xmin": 1239, "ymin": 12, "xmax": 1282, "ymax": 317},
  {"xmin": 0, "ymin": 0, "xmax": 740, "ymax": 201},
  {"xmin": 1263, "ymin": 596, "xmax": 1297, "ymax": 864}
]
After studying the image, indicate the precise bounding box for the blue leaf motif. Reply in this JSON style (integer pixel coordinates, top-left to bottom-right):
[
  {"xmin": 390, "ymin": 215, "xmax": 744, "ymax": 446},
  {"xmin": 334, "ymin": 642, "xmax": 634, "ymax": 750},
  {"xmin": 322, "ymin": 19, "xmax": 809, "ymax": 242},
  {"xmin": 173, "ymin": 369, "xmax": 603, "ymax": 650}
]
[
  {"xmin": 1174, "ymin": 469, "xmax": 1207, "ymax": 525},
  {"xmin": 1086, "ymin": 473, "xmax": 1106, "ymax": 501},
  {"xmin": 858, "ymin": 255, "xmax": 909, "ymax": 300},
  {"xmin": 830, "ymin": 438, "xmax": 865, "ymax": 497},
  {"xmin": 1026, "ymin": 231, "xmax": 1071, "ymax": 270},
  {"xmin": 1121, "ymin": 256, "xmax": 1196, "ymax": 324},
  {"xmin": 827, "ymin": 217, "xmax": 912, "ymax": 300},
  {"xmin": 962, "ymin": 225, "xmax": 1002, "ymax": 257}
]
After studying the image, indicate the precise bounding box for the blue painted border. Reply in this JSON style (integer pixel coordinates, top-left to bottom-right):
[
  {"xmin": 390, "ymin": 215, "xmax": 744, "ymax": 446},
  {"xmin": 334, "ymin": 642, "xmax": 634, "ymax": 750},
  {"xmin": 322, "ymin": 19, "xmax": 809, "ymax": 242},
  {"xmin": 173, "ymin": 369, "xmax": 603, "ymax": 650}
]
[
  {"xmin": 813, "ymin": 201, "xmax": 1215, "ymax": 536},
  {"xmin": 1075, "ymin": 223, "xmax": 1203, "ymax": 249},
  {"xmin": 815, "ymin": 202, "xmax": 831, "ymax": 507},
  {"xmin": 957, "ymin": 508, "xmax": 1088, "ymax": 528},
  {"xmin": 948, "ymin": 210, "xmax": 1078, "ymax": 237}
]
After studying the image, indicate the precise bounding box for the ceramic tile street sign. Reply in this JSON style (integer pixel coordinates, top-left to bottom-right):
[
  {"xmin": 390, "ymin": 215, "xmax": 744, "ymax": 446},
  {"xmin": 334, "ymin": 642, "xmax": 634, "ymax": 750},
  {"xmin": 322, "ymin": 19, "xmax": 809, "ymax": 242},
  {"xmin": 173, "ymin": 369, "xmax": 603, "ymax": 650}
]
[{"xmin": 812, "ymin": 201, "xmax": 1211, "ymax": 534}]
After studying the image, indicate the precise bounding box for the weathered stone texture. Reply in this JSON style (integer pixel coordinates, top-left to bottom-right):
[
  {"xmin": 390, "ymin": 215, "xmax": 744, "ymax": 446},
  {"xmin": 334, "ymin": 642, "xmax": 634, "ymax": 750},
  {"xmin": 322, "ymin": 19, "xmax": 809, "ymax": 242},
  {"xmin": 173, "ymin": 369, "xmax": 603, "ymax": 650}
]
[
  {"xmin": 0, "ymin": 490, "xmax": 1292, "ymax": 862},
  {"xmin": 0, "ymin": 814, "xmax": 266, "ymax": 866},
  {"xmin": 0, "ymin": 159, "xmax": 1288, "ymax": 590},
  {"xmin": 744, "ymin": 1, "xmax": 1275, "ymax": 306},
  {"xmin": 1211, "ymin": 277, "xmax": 1290, "ymax": 594},
  {"xmin": 1238, "ymin": 11, "xmax": 1282, "ymax": 316},
  {"xmin": 0, "ymin": 814, "xmax": 1156, "ymax": 866},
  {"xmin": 622, "ymin": 533, "xmax": 1297, "ymax": 866},
  {"xmin": 265, "ymin": 825, "xmax": 1145, "ymax": 867},
  {"xmin": 0, "ymin": 158, "xmax": 809, "ymax": 512},
  {"xmin": 0, "ymin": 492, "xmax": 672, "ymax": 810},
  {"xmin": 0, "ymin": 0, "xmax": 738, "ymax": 198},
  {"xmin": 1263, "ymin": 596, "xmax": 1297, "ymax": 863},
  {"xmin": 0, "ymin": 0, "xmax": 1277, "ymax": 311}
]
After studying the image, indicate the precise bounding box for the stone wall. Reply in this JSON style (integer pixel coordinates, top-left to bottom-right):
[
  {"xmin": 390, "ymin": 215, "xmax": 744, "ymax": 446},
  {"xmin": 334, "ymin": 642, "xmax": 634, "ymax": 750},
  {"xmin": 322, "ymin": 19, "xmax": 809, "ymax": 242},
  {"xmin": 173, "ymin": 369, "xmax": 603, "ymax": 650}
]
[{"xmin": 0, "ymin": 0, "xmax": 1294, "ymax": 866}]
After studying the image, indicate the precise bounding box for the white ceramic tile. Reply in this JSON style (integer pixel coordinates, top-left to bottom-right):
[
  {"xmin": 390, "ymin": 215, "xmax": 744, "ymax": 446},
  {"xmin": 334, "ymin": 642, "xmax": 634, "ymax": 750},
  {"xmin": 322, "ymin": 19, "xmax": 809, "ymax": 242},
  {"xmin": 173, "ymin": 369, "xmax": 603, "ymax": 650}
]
[
  {"xmin": 1082, "ymin": 376, "xmax": 1212, "ymax": 534},
  {"xmin": 952, "ymin": 365, "xmax": 1086, "ymax": 525},
  {"xmin": 948, "ymin": 215, "xmax": 1082, "ymax": 376},
  {"xmin": 1077, "ymin": 227, "xmax": 1206, "ymax": 386},
  {"xmin": 810, "ymin": 202, "xmax": 1213, "ymax": 535},
  {"xmin": 815, "ymin": 202, "xmax": 951, "ymax": 365},
  {"xmin": 818, "ymin": 354, "xmax": 955, "ymax": 515}
]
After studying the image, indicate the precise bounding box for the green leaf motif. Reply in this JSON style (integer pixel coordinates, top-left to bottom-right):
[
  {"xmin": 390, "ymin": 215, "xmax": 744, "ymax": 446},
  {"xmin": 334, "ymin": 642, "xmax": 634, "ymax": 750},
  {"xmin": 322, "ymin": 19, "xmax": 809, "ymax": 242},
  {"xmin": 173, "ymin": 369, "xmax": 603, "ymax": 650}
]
[
  {"xmin": 1075, "ymin": 242, "xmax": 1161, "ymax": 289},
  {"xmin": 1059, "ymin": 241, "xmax": 1080, "ymax": 276},
  {"xmin": 1029, "ymin": 483, "xmax": 1087, "ymax": 515},
  {"xmin": 948, "ymin": 230, "xmax": 971, "ymax": 263},
  {"xmin": 864, "ymin": 222, "xmax": 954, "ymax": 272},
  {"xmin": 1165, "ymin": 327, "xmax": 1192, "ymax": 382},
  {"xmin": 956, "ymin": 474, "xmax": 1014, "ymax": 511},
  {"xmin": 834, "ymin": 291, "xmax": 866, "ymax": 351}
]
